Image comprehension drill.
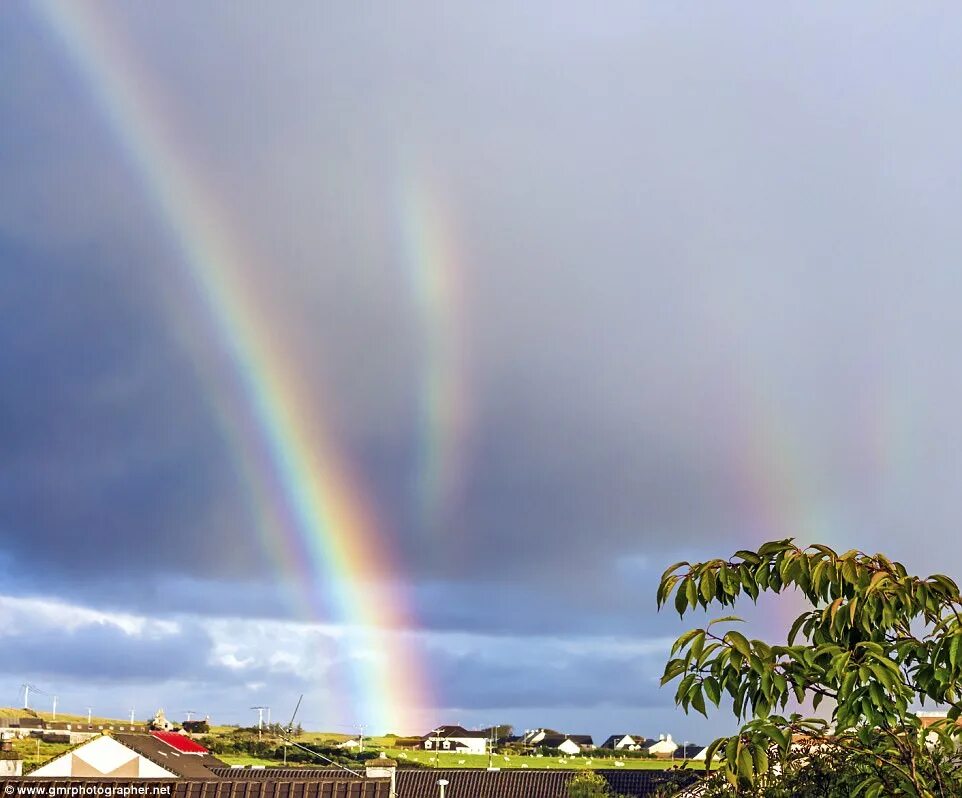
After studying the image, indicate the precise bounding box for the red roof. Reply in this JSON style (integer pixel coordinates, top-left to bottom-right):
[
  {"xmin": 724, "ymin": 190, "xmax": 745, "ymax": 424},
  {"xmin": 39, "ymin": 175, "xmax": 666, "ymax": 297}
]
[{"xmin": 150, "ymin": 730, "xmax": 211, "ymax": 753}]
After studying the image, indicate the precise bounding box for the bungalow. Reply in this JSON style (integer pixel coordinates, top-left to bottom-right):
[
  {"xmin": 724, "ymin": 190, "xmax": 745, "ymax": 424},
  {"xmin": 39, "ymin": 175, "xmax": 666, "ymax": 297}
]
[
  {"xmin": 522, "ymin": 730, "xmax": 595, "ymax": 755},
  {"xmin": 671, "ymin": 743, "xmax": 704, "ymax": 760},
  {"xmin": 28, "ymin": 731, "xmax": 226, "ymax": 778},
  {"xmin": 600, "ymin": 734, "xmax": 654, "ymax": 751},
  {"xmin": 422, "ymin": 725, "xmax": 489, "ymax": 755}
]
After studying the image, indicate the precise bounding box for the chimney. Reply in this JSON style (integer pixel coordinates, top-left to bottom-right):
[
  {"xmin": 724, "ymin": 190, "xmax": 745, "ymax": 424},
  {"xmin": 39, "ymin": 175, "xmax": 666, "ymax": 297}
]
[
  {"xmin": 365, "ymin": 754, "xmax": 397, "ymax": 798},
  {"xmin": 0, "ymin": 740, "xmax": 22, "ymax": 777}
]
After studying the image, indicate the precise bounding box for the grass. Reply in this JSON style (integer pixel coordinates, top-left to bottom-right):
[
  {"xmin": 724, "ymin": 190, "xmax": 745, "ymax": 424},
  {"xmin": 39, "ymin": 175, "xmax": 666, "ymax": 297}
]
[
  {"xmin": 217, "ymin": 748, "xmax": 693, "ymax": 772},
  {"xmin": 9, "ymin": 739, "xmax": 73, "ymax": 772},
  {"xmin": 0, "ymin": 708, "xmax": 130, "ymax": 726},
  {"xmin": 3, "ymin": 710, "xmax": 708, "ymax": 773},
  {"xmin": 379, "ymin": 749, "xmax": 686, "ymax": 770}
]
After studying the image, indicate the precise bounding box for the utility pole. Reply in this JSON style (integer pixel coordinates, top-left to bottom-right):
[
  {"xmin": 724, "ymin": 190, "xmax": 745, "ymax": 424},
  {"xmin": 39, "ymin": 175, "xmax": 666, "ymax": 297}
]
[
  {"xmin": 130, "ymin": 708, "xmax": 136, "ymax": 724},
  {"xmin": 52, "ymin": 696, "xmax": 58, "ymax": 720},
  {"xmin": 21, "ymin": 684, "xmax": 30, "ymax": 710},
  {"xmin": 251, "ymin": 707, "xmax": 268, "ymax": 739}
]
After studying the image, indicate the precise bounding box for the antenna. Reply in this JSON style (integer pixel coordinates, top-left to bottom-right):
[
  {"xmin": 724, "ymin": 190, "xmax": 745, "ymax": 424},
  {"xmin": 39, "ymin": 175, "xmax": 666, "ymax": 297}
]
[
  {"xmin": 182, "ymin": 710, "xmax": 198, "ymax": 722},
  {"xmin": 285, "ymin": 695, "xmax": 303, "ymax": 734},
  {"xmin": 282, "ymin": 695, "xmax": 303, "ymax": 767}
]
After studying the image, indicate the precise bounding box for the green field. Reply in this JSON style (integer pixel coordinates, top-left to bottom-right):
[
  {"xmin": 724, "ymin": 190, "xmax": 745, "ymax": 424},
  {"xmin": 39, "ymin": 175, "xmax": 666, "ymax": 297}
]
[
  {"xmin": 2, "ymin": 710, "xmax": 706, "ymax": 773},
  {"xmin": 379, "ymin": 749, "xmax": 685, "ymax": 770}
]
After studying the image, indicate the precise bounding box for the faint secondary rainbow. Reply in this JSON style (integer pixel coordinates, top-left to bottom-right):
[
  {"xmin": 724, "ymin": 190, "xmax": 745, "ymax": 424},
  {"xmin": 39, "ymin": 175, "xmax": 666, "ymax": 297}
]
[
  {"xmin": 35, "ymin": 1, "xmax": 431, "ymax": 732},
  {"xmin": 397, "ymin": 173, "xmax": 471, "ymax": 537}
]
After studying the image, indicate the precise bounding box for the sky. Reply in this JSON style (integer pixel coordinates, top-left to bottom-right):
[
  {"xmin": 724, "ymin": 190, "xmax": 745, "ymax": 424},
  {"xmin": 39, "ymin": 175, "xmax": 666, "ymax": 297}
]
[{"xmin": 2, "ymin": 1, "xmax": 962, "ymax": 743}]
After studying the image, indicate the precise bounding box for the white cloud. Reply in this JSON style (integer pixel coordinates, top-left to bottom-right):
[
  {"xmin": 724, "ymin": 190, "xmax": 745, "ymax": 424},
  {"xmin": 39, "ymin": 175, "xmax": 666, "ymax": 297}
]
[{"xmin": 0, "ymin": 595, "xmax": 179, "ymax": 638}]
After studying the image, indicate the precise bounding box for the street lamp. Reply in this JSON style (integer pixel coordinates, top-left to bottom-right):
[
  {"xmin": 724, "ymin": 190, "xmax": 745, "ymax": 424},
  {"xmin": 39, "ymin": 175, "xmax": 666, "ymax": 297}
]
[
  {"xmin": 430, "ymin": 727, "xmax": 444, "ymax": 768},
  {"xmin": 437, "ymin": 778, "xmax": 449, "ymax": 798}
]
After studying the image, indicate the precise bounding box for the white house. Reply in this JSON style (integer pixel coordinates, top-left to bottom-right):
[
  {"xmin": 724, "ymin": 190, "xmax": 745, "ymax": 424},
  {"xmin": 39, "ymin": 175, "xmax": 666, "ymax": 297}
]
[
  {"xmin": 422, "ymin": 726, "xmax": 489, "ymax": 755},
  {"xmin": 647, "ymin": 734, "xmax": 679, "ymax": 758},
  {"xmin": 600, "ymin": 734, "xmax": 653, "ymax": 751},
  {"xmin": 521, "ymin": 730, "xmax": 594, "ymax": 754},
  {"xmin": 28, "ymin": 732, "xmax": 226, "ymax": 779},
  {"xmin": 692, "ymin": 745, "xmax": 720, "ymax": 762}
]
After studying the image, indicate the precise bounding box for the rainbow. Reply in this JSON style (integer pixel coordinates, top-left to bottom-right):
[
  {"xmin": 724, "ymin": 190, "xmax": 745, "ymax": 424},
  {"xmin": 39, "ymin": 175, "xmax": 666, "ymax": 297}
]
[
  {"xmin": 35, "ymin": 1, "xmax": 432, "ymax": 733},
  {"xmin": 397, "ymin": 172, "xmax": 471, "ymax": 537}
]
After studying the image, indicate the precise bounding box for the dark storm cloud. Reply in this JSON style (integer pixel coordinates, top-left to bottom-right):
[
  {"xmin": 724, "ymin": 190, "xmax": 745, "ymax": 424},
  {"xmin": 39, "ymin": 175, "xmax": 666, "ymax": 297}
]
[
  {"xmin": 430, "ymin": 645, "xmax": 666, "ymax": 711},
  {"xmin": 0, "ymin": 236, "xmax": 266, "ymax": 584}
]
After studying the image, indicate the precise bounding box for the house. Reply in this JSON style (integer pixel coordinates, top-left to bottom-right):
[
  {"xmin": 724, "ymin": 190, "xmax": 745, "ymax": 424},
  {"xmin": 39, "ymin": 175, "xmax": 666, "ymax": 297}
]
[
  {"xmin": 601, "ymin": 734, "xmax": 635, "ymax": 750},
  {"xmin": 691, "ymin": 745, "xmax": 719, "ymax": 762},
  {"xmin": 149, "ymin": 708, "xmax": 176, "ymax": 731},
  {"xmin": 12, "ymin": 774, "xmax": 387, "ymax": 798},
  {"xmin": 522, "ymin": 730, "xmax": 594, "ymax": 755},
  {"xmin": 671, "ymin": 743, "xmax": 704, "ymax": 760},
  {"xmin": 336, "ymin": 738, "xmax": 362, "ymax": 749},
  {"xmin": 182, "ymin": 719, "xmax": 210, "ymax": 735},
  {"xmin": 209, "ymin": 764, "xmax": 701, "ymax": 798},
  {"xmin": 397, "ymin": 768, "xmax": 698, "ymax": 797},
  {"xmin": 601, "ymin": 734, "xmax": 654, "ymax": 751},
  {"xmin": 422, "ymin": 725, "xmax": 489, "ymax": 755},
  {"xmin": 0, "ymin": 741, "xmax": 22, "ymax": 777},
  {"xmin": 28, "ymin": 732, "xmax": 227, "ymax": 778},
  {"xmin": 646, "ymin": 734, "xmax": 679, "ymax": 758}
]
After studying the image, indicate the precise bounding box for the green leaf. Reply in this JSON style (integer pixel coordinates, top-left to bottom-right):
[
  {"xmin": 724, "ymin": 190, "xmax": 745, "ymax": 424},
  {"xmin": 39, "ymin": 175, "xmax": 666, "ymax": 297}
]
[
  {"xmin": 737, "ymin": 743, "xmax": 754, "ymax": 780},
  {"xmin": 685, "ymin": 578, "xmax": 698, "ymax": 610},
  {"xmin": 690, "ymin": 685, "xmax": 707, "ymax": 717},
  {"xmin": 674, "ymin": 581, "xmax": 689, "ymax": 617},
  {"xmin": 708, "ymin": 615, "xmax": 744, "ymax": 627},
  {"xmin": 704, "ymin": 676, "xmax": 722, "ymax": 706},
  {"xmin": 726, "ymin": 630, "xmax": 752, "ymax": 658}
]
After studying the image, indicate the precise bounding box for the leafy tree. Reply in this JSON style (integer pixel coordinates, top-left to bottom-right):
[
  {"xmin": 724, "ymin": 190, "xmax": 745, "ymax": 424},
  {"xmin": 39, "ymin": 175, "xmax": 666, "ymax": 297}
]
[
  {"xmin": 657, "ymin": 539, "xmax": 962, "ymax": 797},
  {"xmin": 482, "ymin": 724, "xmax": 514, "ymax": 740},
  {"xmin": 567, "ymin": 771, "xmax": 613, "ymax": 798}
]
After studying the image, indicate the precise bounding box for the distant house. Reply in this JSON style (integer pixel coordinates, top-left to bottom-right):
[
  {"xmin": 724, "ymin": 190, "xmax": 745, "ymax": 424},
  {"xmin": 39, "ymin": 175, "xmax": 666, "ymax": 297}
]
[
  {"xmin": 671, "ymin": 743, "xmax": 704, "ymax": 760},
  {"xmin": 692, "ymin": 745, "xmax": 719, "ymax": 762},
  {"xmin": 182, "ymin": 719, "xmax": 210, "ymax": 735},
  {"xmin": 522, "ymin": 729, "xmax": 594, "ymax": 755},
  {"xmin": 335, "ymin": 738, "xmax": 361, "ymax": 750},
  {"xmin": 28, "ymin": 732, "xmax": 226, "ymax": 778},
  {"xmin": 646, "ymin": 734, "xmax": 679, "ymax": 758},
  {"xmin": 17, "ymin": 717, "xmax": 43, "ymax": 734},
  {"xmin": 422, "ymin": 725, "xmax": 489, "ymax": 755},
  {"xmin": 600, "ymin": 734, "xmax": 654, "ymax": 751}
]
